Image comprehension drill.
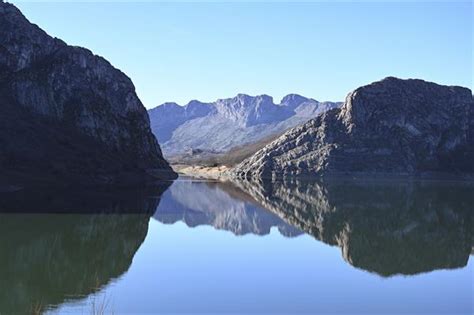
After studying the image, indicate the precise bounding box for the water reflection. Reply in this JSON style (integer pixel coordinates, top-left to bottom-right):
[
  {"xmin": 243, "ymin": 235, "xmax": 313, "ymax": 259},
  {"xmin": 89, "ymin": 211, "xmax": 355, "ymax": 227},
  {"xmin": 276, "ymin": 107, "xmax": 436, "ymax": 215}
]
[
  {"xmin": 0, "ymin": 184, "xmax": 169, "ymax": 314},
  {"xmin": 0, "ymin": 178, "xmax": 472, "ymax": 314},
  {"xmin": 0, "ymin": 184, "xmax": 169, "ymax": 213},
  {"xmin": 154, "ymin": 178, "xmax": 302, "ymax": 237},
  {"xmin": 233, "ymin": 179, "xmax": 474, "ymax": 276}
]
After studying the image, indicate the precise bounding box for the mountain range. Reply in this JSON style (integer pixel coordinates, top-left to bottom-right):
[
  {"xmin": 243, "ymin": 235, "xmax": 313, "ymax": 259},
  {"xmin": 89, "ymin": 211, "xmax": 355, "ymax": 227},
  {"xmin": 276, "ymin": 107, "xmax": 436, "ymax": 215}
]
[
  {"xmin": 148, "ymin": 94, "xmax": 341, "ymax": 157},
  {"xmin": 3, "ymin": 1, "xmax": 474, "ymax": 187}
]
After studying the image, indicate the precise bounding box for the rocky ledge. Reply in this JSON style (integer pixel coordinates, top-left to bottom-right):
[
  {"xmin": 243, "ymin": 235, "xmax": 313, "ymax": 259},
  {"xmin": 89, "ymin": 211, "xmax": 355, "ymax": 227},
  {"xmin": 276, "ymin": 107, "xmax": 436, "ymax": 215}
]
[
  {"xmin": 0, "ymin": 2, "xmax": 176, "ymax": 187},
  {"xmin": 232, "ymin": 77, "xmax": 474, "ymax": 179}
]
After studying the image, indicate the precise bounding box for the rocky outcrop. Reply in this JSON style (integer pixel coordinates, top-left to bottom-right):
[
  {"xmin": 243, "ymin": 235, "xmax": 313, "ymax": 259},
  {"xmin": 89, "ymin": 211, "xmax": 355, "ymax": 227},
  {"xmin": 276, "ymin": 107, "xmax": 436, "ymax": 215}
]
[
  {"xmin": 148, "ymin": 93, "xmax": 340, "ymax": 157},
  {"xmin": 232, "ymin": 77, "xmax": 474, "ymax": 179},
  {"xmin": 233, "ymin": 178, "xmax": 474, "ymax": 276},
  {"xmin": 0, "ymin": 2, "xmax": 176, "ymax": 187}
]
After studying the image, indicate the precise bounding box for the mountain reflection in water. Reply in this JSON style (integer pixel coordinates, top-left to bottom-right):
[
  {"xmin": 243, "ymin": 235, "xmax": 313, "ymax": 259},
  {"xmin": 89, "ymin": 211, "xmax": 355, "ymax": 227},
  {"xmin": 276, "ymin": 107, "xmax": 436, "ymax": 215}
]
[
  {"xmin": 0, "ymin": 184, "xmax": 170, "ymax": 314},
  {"xmin": 154, "ymin": 178, "xmax": 473, "ymax": 276},
  {"xmin": 153, "ymin": 178, "xmax": 303, "ymax": 237},
  {"xmin": 0, "ymin": 177, "xmax": 472, "ymax": 314},
  {"xmin": 233, "ymin": 178, "xmax": 474, "ymax": 276},
  {"xmin": 0, "ymin": 214, "xmax": 151, "ymax": 314}
]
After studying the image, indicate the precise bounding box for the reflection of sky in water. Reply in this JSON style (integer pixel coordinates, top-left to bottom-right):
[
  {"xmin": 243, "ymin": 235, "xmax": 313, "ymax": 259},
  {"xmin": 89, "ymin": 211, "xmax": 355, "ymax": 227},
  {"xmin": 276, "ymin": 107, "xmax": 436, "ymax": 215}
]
[{"xmin": 55, "ymin": 217, "xmax": 473, "ymax": 314}]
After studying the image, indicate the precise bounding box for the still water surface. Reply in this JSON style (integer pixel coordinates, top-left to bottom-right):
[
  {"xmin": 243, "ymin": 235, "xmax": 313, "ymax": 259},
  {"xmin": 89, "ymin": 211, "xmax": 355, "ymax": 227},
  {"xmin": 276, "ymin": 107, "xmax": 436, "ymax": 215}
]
[{"xmin": 0, "ymin": 177, "xmax": 472, "ymax": 314}]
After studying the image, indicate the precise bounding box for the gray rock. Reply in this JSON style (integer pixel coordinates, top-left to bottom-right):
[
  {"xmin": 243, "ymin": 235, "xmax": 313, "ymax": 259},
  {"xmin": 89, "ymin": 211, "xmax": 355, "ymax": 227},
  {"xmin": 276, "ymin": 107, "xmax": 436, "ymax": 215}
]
[
  {"xmin": 0, "ymin": 2, "xmax": 176, "ymax": 186},
  {"xmin": 148, "ymin": 93, "xmax": 341, "ymax": 157},
  {"xmin": 232, "ymin": 77, "xmax": 474, "ymax": 179}
]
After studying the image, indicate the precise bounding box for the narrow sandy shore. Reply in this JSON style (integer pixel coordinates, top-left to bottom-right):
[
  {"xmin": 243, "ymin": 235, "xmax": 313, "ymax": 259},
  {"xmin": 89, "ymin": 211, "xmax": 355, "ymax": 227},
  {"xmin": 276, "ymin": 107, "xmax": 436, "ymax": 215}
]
[{"xmin": 172, "ymin": 164, "xmax": 230, "ymax": 179}]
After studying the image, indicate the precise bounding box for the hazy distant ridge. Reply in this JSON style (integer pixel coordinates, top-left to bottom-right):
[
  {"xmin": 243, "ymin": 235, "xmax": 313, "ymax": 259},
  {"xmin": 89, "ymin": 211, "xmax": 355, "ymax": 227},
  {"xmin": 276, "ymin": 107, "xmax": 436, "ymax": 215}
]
[{"xmin": 148, "ymin": 94, "xmax": 341, "ymax": 157}]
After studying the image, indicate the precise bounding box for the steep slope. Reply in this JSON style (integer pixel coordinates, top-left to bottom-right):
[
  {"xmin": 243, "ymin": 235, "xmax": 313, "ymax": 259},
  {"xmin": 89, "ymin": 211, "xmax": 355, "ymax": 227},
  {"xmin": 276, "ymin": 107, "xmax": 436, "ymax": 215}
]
[
  {"xmin": 0, "ymin": 1, "xmax": 176, "ymax": 187},
  {"xmin": 232, "ymin": 77, "xmax": 474, "ymax": 179},
  {"xmin": 148, "ymin": 93, "xmax": 340, "ymax": 157}
]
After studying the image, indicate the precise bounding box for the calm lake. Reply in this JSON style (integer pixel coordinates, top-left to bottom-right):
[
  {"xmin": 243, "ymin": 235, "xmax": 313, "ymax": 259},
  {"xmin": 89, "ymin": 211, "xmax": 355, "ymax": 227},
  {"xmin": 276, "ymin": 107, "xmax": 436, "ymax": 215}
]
[{"xmin": 0, "ymin": 177, "xmax": 472, "ymax": 314}]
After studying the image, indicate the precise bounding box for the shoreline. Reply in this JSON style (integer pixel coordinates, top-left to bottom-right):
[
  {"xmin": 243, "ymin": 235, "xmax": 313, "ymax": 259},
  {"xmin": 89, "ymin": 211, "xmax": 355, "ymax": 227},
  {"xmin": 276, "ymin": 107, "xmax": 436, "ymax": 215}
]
[
  {"xmin": 171, "ymin": 164, "xmax": 229, "ymax": 180},
  {"xmin": 171, "ymin": 164, "xmax": 474, "ymax": 184}
]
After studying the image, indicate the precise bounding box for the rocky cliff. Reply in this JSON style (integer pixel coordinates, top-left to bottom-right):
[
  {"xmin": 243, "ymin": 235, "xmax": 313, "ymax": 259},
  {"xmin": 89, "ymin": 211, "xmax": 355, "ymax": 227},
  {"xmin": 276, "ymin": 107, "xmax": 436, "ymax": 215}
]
[
  {"xmin": 232, "ymin": 77, "xmax": 474, "ymax": 179},
  {"xmin": 0, "ymin": 1, "xmax": 176, "ymax": 187},
  {"xmin": 148, "ymin": 93, "xmax": 340, "ymax": 157}
]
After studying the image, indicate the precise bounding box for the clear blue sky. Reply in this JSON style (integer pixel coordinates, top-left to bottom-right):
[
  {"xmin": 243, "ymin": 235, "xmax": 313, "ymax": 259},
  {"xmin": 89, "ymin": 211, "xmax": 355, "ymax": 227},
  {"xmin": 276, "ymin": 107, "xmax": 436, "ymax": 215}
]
[{"xmin": 10, "ymin": 1, "xmax": 473, "ymax": 108}]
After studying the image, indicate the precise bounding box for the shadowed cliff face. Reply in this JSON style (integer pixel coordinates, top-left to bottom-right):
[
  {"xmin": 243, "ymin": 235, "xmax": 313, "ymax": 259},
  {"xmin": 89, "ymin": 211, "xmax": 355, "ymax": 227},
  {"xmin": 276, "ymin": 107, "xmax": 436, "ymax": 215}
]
[
  {"xmin": 153, "ymin": 179, "xmax": 302, "ymax": 237},
  {"xmin": 233, "ymin": 179, "xmax": 474, "ymax": 276},
  {"xmin": 0, "ymin": 183, "xmax": 169, "ymax": 314},
  {"xmin": 0, "ymin": 2, "xmax": 176, "ymax": 187}
]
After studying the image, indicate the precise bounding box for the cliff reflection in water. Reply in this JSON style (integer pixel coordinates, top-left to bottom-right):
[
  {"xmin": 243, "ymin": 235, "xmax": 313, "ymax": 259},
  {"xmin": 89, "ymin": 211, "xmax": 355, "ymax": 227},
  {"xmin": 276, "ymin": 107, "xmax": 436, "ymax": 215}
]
[
  {"xmin": 0, "ymin": 178, "xmax": 472, "ymax": 313},
  {"xmin": 233, "ymin": 178, "xmax": 474, "ymax": 277},
  {"xmin": 153, "ymin": 178, "xmax": 303, "ymax": 237},
  {"xmin": 0, "ymin": 184, "xmax": 169, "ymax": 314}
]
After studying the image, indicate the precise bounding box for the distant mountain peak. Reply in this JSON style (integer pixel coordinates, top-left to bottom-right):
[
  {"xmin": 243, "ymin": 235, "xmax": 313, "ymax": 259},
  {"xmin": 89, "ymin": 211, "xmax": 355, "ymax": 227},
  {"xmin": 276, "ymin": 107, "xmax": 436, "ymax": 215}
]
[
  {"xmin": 161, "ymin": 102, "xmax": 180, "ymax": 108},
  {"xmin": 280, "ymin": 94, "xmax": 312, "ymax": 110},
  {"xmin": 281, "ymin": 93, "xmax": 308, "ymax": 104},
  {"xmin": 215, "ymin": 93, "xmax": 274, "ymax": 107},
  {"xmin": 148, "ymin": 93, "xmax": 341, "ymax": 156},
  {"xmin": 187, "ymin": 99, "xmax": 206, "ymax": 106}
]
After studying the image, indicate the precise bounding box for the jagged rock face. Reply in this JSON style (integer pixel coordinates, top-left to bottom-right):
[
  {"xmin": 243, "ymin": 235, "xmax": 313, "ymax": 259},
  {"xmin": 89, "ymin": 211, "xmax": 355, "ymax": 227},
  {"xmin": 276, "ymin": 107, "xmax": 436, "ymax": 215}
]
[
  {"xmin": 148, "ymin": 93, "xmax": 340, "ymax": 157},
  {"xmin": 0, "ymin": 2, "xmax": 176, "ymax": 186},
  {"xmin": 233, "ymin": 179, "xmax": 473, "ymax": 276},
  {"xmin": 232, "ymin": 77, "xmax": 474, "ymax": 179}
]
